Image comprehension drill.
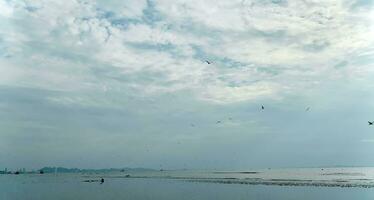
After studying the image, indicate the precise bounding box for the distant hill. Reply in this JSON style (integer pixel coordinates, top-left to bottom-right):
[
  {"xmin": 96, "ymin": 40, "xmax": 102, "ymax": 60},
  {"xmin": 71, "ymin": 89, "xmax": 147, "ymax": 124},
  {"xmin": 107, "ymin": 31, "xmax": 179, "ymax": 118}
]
[{"xmin": 39, "ymin": 167, "xmax": 155, "ymax": 173}]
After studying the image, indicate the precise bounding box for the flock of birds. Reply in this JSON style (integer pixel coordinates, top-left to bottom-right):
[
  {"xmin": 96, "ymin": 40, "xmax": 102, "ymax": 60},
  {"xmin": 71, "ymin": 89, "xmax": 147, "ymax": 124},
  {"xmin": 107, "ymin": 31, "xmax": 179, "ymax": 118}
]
[
  {"xmin": 203, "ymin": 60, "xmax": 373, "ymax": 127},
  {"xmin": 190, "ymin": 104, "xmax": 312, "ymax": 127}
]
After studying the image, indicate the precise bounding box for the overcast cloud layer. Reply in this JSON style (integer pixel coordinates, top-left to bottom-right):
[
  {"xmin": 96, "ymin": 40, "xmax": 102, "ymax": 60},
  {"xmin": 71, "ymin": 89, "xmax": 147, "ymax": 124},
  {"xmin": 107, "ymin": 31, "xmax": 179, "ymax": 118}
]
[{"xmin": 0, "ymin": 0, "xmax": 374, "ymax": 170}]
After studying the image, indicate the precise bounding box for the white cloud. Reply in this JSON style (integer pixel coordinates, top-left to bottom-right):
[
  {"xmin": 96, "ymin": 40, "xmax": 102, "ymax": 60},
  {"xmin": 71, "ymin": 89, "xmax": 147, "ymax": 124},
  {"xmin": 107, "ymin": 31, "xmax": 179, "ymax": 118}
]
[
  {"xmin": 0, "ymin": 0, "xmax": 13, "ymax": 17},
  {"xmin": 200, "ymin": 82, "xmax": 279, "ymax": 103},
  {"xmin": 361, "ymin": 139, "xmax": 374, "ymax": 143},
  {"xmin": 0, "ymin": 0, "xmax": 373, "ymax": 105},
  {"xmin": 95, "ymin": 0, "xmax": 147, "ymax": 18}
]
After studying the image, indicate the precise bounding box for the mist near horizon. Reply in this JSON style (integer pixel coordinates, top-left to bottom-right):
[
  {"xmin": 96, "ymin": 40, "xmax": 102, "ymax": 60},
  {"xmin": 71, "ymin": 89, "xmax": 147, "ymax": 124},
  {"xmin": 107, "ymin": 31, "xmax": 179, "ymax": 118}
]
[{"xmin": 0, "ymin": 0, "xmax": 374, "ymax": 171}]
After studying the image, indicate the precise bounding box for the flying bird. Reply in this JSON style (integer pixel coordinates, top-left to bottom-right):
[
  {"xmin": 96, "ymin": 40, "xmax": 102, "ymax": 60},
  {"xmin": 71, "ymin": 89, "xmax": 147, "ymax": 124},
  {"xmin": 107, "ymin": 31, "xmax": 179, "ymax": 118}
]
[
  {"xmin": 216, "ymin": 120, "xmax": 221, "ymax": 124},
  {"xmin": 205, "ymin": 60, "xmax": 211, "ymax": 64},
  {"xmin": 306, "ymin": 107, "xmax": 310, "ymax": 111},
  {"xmin": 369, "ymin": 121, "xmax": 374, "ymax": 125},
  {"xmin": 261, "ymin": 105, "xmax": 265, "ymax": 110}
]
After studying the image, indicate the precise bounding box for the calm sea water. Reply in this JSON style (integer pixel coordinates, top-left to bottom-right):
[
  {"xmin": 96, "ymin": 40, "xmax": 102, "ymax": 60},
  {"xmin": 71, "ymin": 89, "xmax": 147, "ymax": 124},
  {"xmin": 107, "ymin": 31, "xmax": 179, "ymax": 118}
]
[{"xmin": 2, "ymin": 169, "xmax": 374, "ymax": 200}]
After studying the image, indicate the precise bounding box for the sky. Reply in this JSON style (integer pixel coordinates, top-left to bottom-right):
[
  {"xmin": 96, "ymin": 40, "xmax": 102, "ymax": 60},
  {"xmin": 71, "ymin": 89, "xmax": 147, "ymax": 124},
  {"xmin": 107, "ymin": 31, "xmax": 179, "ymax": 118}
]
[{"xmin": 0, "ymin": 0, "xmax": 374, "ymax": 170}]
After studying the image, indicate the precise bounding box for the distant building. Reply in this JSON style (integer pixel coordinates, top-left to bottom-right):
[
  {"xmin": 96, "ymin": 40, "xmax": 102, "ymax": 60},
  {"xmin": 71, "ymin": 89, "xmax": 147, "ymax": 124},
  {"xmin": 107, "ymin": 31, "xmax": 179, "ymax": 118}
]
[{"xmin": 0, "ymin": 168, "xmax": 10, "ymax": 174}]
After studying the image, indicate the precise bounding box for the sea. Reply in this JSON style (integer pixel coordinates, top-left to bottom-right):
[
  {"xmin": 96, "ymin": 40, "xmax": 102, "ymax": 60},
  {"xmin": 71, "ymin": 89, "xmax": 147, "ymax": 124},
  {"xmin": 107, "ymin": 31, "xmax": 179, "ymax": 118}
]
[{"xmin": 2, "ymin": 167, "xmax": 374, "ymax": 200}]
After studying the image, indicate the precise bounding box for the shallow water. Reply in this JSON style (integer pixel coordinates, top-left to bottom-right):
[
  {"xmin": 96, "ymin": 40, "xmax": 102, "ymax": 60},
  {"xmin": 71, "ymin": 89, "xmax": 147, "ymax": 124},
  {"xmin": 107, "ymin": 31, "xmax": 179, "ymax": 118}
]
[
  {"xmin": 2, "ymin": 168, "xmax": 374, "ymax": 200},
  {"xmin": 99, "ymin": 167, "xmax": 374, "ymax": 188}
]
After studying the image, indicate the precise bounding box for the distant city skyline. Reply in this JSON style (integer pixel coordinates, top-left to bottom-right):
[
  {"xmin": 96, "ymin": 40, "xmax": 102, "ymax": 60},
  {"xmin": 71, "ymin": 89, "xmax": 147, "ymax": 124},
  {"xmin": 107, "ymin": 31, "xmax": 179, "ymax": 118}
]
[{"xmin": 0, "ymin": 0, "xmax": 374, "ymax": 170}]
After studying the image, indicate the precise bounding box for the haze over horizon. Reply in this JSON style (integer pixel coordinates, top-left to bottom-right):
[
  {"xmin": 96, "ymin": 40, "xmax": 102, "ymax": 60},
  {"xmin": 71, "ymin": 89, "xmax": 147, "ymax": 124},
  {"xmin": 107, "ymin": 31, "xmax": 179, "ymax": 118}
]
[{"xmin": 1, "ymin": 0, "xmax": 374, "ymax": 170}]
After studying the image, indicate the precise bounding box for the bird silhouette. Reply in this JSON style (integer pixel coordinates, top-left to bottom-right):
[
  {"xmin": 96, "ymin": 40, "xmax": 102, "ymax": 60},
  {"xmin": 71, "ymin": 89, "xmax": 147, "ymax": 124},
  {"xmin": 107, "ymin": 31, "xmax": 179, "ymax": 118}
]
[
  {"xmin": 369, "ymin": 121, "xmax": 374, "ymax": 125},
  {"xmin": 205, "ymin": 60, "xmax": 211, "ymax": 64},
  {"xmin": 306, "ymin": 107, "xmax": 310, "ymax": 111},
  {"xmin": 216, "ymin": 120, "xmax": 221, "ymax": 124},
  {"xmin": 261, "ymin": 105, "xmax": 264, "ymax": 110}
]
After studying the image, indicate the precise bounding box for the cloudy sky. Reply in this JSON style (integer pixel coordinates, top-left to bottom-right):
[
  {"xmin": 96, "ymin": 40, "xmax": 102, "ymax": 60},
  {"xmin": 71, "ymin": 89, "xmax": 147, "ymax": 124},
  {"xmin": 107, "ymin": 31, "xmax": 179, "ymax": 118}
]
[{"xmin": 0, "ymin": 0, "xmax": 374, "ymax": 170}]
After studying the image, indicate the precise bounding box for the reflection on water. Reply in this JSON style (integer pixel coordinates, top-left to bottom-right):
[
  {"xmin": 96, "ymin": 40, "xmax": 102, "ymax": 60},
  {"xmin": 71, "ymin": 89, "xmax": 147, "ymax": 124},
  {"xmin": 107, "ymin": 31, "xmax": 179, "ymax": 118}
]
[{"xmin": 2, "ymin": 168, "xmax": 374, "ymax": 200}]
